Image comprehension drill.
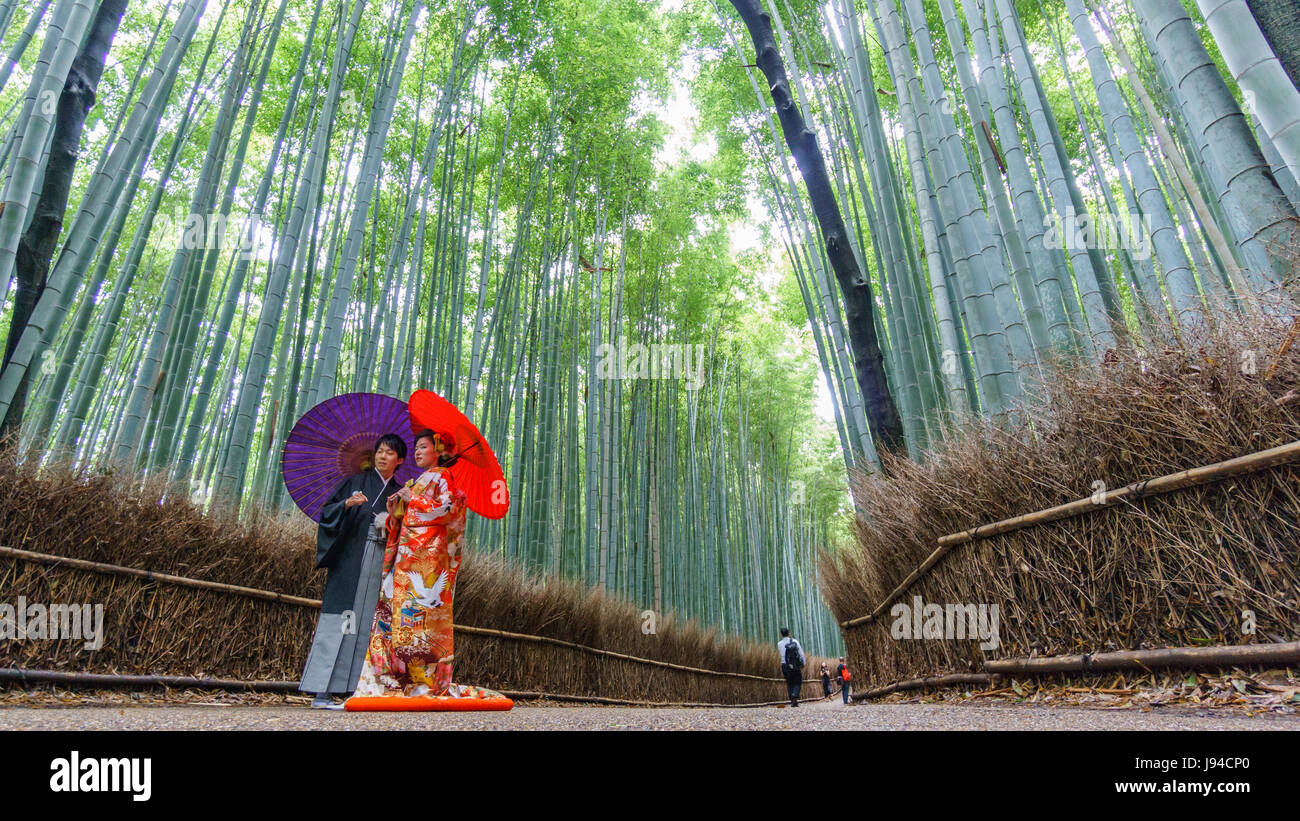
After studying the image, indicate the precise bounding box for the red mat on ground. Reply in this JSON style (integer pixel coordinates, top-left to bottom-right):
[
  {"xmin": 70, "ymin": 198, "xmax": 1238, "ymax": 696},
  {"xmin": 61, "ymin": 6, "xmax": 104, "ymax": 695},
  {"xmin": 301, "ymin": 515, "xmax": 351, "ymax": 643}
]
[{"xmin": 344, "ymin": 694, "xmax": 514, "ymax": 712}]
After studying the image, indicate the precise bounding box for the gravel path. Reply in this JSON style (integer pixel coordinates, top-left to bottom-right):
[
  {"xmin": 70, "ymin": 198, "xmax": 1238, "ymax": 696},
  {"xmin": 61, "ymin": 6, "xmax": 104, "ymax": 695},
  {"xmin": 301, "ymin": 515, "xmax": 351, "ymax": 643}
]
[{"xmin": 3, "ymin": 697, "xmax": 1297, "ymax": 731}]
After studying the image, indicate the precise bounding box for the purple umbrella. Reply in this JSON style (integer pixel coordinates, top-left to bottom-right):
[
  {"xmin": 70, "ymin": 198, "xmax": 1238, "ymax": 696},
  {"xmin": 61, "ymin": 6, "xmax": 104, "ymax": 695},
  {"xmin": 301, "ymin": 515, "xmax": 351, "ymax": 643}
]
[{"xmin": 282, "ymin": 392, "xmax": 420, "ymax": 522}]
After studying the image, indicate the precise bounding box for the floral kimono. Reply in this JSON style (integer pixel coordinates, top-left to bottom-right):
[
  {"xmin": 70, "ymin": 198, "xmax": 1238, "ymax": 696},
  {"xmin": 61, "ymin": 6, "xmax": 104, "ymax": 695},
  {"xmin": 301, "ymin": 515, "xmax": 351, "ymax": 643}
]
[{"xmin": 351, "ymin": 466, "xmax": 498, "ymax": 700}]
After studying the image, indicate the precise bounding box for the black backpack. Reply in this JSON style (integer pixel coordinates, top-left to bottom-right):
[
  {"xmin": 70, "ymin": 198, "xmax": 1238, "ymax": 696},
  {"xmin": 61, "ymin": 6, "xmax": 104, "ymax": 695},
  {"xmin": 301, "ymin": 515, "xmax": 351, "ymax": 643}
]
[{"xmin": 784, "ymin": 639, "xmax": 802, "ymax": 670}]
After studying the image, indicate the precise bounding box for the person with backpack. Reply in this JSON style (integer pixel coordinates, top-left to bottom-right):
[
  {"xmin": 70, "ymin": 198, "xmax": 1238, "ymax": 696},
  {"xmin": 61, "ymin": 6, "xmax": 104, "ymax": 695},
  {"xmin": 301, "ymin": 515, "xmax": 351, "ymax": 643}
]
[
  {"xmin": 777, "ymin": 627, "xmax": 806, "ymax": 707},
  {"xmin": 836, "ymin": 657, "xmax": 852, "ymax": 705}
]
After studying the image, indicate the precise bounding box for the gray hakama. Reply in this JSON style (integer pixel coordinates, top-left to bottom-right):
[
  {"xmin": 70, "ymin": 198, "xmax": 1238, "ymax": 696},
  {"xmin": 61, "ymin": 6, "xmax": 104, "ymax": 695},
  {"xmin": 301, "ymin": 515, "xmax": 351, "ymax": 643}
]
[{"xmin": 299, "ymin": 470, "xmax": 398, "ymax": 696}]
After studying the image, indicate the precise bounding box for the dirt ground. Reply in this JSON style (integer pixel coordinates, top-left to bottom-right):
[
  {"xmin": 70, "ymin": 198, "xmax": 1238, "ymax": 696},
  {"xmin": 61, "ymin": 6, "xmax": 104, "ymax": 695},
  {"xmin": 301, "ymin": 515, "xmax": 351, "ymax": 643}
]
[{"xmin": 2, "ymin": 694, "xmax": 1298, "ymax": 731}]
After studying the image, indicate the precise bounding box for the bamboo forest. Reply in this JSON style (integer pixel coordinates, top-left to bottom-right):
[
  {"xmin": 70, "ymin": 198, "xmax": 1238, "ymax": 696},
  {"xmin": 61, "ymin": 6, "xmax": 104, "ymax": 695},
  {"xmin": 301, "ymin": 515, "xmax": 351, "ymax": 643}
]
[{"xmin": 2, "ymin": 0, "xmax": 1299, "ymax": 664}]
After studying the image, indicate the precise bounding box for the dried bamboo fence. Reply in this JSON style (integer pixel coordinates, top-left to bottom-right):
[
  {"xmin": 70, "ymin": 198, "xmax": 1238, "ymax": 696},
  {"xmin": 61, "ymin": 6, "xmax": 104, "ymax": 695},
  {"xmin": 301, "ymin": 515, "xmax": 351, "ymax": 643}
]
[
  {"xmin": 0, "ymin": 543, "xmax": 824, "ymax": 704},
  {"xmin": 0, "ymin": 454, "xmax": 826, "ymax": 706},
  {"xmin": 0, "ymin": 544, "xmax": 825, "ymax": 705},
  {"xmin": 821, "ymin": 322, "xmax": 1300, "ymax": 692}
]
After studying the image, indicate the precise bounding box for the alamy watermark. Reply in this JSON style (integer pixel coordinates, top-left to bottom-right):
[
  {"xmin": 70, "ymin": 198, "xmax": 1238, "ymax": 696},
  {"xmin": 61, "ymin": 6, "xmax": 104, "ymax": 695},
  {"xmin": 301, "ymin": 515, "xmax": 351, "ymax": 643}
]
[
  {"xmin": 889, "ymin": 595, "xmax": 1000, "ymax": 651},
  {"xmin": 595, "ymin": 339, "xmax": 705, "ymax": 390},
  {"xmin": 1043, "ymin": 206, "xmax": 1151, "ymax": 260},
  {"xmin": 0, "ymin": 597, "xmax": 104, "ymax": 650},
  {"xmin": 150, "ymin": 208, "xmax": 270, "ymax": 261},
  {"xmin": 50, "ymin": 751, "xmax": 151, "ymax": 802}
]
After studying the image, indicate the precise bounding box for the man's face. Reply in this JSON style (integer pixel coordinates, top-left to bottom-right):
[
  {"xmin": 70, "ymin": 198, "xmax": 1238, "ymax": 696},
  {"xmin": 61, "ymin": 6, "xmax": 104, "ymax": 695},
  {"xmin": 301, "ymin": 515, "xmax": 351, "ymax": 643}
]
[{"xmin": 374, "ymin": 443, "xmax": 403, "ymax": 475}]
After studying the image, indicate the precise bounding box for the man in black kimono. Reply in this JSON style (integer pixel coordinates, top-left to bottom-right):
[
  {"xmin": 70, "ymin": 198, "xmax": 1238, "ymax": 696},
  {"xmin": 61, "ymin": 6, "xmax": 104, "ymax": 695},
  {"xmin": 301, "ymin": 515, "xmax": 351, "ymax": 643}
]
[{"xmin": 300, "ymin": 434, "xmax": 406, "ymax": 709}]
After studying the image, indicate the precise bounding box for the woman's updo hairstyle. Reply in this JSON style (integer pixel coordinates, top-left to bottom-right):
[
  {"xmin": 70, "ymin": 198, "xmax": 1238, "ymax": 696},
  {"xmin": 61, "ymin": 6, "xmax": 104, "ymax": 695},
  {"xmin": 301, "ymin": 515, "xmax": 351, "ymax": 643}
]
[{"xmin": 413, "ymin": 428, "xmax": 454, "ymax": 452}]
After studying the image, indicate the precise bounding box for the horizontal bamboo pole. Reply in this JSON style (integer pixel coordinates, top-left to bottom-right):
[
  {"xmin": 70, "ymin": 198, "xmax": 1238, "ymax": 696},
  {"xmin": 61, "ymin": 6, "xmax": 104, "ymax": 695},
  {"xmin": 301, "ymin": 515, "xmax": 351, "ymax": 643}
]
[
  {"xmin": 938, "ymin": 439, "xmax": 1300, "ymax": 548},
  {"xmin": 842, "ymin": 439, "xmax": 1300, "ymax": 628},
  {"xmin": 854, "ymin": 673, "xmax": 993, "ymax": 701},
  {"xmin": 0, "ymin": 545, "xmax": 796, "ymax": 683},
  {"xmin": 0, "ymin": 545, "xmax": 322, "ymax": 608},
  {"xmin": 852, "ymin": 642, "xmax": 1300, "ymax": 701},
  {"xmin": 456, "ymin": 623, "xmax": 796, "ymax": 681},
  {"xmin": 840, "ymin": 542, "xmax": 955, "ymax": 628},
  {"xmin": 982, "ymin": 641, "xmax": 1300, "ymax": 675},
  {"xmin": 0, "ymin": 667, "xmax": 301, "ymax": 692}
]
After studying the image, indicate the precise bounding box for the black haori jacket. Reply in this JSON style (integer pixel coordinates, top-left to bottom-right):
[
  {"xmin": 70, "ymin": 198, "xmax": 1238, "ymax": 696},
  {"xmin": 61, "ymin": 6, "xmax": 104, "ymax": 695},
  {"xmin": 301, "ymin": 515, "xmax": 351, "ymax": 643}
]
[{"xmin": 315, "ymin": 470, "xmax": 399, "ymax": 614}]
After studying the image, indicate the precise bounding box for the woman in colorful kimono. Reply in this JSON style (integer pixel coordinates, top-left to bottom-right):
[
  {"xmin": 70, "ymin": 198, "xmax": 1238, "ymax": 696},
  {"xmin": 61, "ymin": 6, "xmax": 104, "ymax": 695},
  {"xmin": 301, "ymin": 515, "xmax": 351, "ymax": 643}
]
[{"xmin": 349, "ymin": 428, "xmax": 501, "ymax": 701}]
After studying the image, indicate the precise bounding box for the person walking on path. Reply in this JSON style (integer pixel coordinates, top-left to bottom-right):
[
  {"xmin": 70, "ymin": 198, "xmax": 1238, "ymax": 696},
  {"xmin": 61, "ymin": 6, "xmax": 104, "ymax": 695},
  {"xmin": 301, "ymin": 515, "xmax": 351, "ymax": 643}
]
[
  {"xmin": 778, "ymin": 627, "xmax": 806, "ymax": 707},
  {"xmin": 836, "ymin": 657, "xmax": 852, "ymax": 705},
  {"xmin": 819, "ymin": 663, "xmax": 832, "ymax": 698}
]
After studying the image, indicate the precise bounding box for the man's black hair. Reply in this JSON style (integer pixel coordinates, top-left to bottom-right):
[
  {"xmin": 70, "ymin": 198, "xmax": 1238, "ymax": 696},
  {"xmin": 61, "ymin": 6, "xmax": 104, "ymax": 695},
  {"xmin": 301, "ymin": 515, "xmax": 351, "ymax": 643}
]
[
  {"xmin": 780, "ymin": 627, "xmax": 790, "ymax": 637},
  {"xmin": 375, "ymin": 433, "xmax": 407, "ymax": 460}
]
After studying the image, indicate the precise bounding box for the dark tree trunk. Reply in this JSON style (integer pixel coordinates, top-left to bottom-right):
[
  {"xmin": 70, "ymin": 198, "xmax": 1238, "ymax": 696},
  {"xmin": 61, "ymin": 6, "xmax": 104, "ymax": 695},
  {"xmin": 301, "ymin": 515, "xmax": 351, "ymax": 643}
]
[
  {"xmin": 1247, "ymin": 0, "xmax": 1300, "ymax": 93},
  {"xmin": 1, "ymin": 0, "xmax": 128, "ymax": 437},
  {"xmin": 726, "ymin": 0, "xmax": 904, "ymax": 455}
]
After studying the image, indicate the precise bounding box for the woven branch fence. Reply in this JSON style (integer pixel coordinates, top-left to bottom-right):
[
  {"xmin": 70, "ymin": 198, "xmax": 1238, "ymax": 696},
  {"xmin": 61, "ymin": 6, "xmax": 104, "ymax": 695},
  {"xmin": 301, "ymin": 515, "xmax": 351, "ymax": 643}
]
[
  {"xmin": 0, "ymin": 545, "xmax": 824, "ymax": 705},
  {"xmin": 0, "ymin": 455, "xmax": 825, "ymax": 706},
  {"xmin": 821, "ymin": 321, "xmax": 1300, "ymax": 692}
]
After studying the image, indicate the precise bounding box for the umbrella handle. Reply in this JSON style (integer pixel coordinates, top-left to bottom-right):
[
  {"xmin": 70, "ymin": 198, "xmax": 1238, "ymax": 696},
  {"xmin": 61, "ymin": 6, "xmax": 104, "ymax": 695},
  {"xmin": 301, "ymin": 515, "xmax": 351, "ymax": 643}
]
[
  {"xmin": 440, "ymin": 439, "xmax": 480, "ymax": 468},
  {"xmin": 460, "ymin": 439, "xmax": 483, "ymax": 457},
  {"xmin": 390, "ymin": 479, "xmax": 414, "ymax": 522},
  {"xmin": 439, "ymin": 438, "xmax": 480, "ymax": 468}
]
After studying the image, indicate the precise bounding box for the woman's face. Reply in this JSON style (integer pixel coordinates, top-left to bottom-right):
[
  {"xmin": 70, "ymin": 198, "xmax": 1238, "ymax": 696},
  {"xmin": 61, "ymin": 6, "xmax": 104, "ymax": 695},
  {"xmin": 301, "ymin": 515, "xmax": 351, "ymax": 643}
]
[{"xmin": 414, "ymin": 436, "xmax": 444, "ymax": 469}]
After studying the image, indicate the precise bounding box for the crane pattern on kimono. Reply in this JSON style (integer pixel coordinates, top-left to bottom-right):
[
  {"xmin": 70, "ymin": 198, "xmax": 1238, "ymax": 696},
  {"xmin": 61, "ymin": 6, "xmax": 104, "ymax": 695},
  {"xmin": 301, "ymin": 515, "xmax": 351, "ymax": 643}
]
[
  {"xmin": 408, "ymin": 570, "xmax": 449, "ymax": 609},
  {"xmin": 396, "ymin": 570, "xmax": 449, "ymax": 629}
]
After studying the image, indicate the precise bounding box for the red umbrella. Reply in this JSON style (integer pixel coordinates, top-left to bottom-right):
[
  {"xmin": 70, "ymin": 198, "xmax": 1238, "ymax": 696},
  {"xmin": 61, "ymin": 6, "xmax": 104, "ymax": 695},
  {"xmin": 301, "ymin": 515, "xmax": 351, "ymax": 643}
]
[{"xmin": 407, "ymin": 389, "xmax": 509, "ymax": 519}]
